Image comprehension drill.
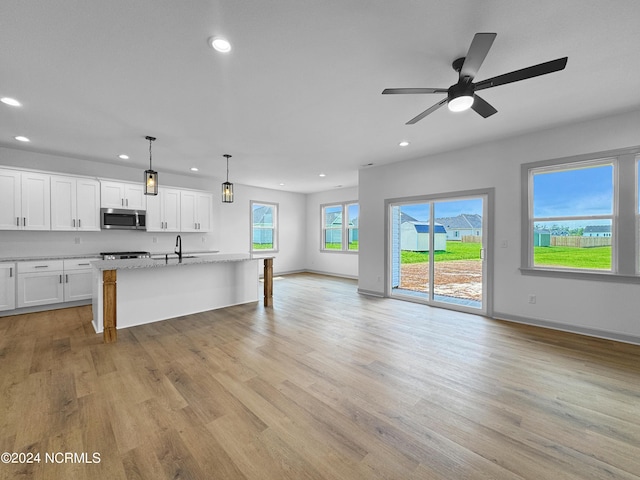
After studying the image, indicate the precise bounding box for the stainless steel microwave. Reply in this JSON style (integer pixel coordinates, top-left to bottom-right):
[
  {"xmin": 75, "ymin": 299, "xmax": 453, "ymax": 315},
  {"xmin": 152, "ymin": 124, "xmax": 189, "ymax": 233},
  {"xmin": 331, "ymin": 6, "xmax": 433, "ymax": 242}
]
[{"xmin": 100, "ymin": 208, "xmax": 146, "ymax": 230}]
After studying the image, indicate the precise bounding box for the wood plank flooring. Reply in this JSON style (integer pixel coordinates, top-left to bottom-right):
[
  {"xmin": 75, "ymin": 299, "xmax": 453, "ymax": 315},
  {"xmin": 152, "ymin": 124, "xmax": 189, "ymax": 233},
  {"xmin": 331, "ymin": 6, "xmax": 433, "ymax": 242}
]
[{"xmin": 1, "ymin": 273, "xmax": 640, "ymax": 479}]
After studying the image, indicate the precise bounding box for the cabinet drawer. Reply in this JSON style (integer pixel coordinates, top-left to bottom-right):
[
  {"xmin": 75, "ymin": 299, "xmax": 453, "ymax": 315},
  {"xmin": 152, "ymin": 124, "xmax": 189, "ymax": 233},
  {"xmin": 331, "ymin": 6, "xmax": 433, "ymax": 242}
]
[
  {"xmin": 18, "ymin": 260, "xmax": 64, "ymax": 274},
  {"xmin": 63, "ymin": 258, "xmax": 100, "ymax": 271}
]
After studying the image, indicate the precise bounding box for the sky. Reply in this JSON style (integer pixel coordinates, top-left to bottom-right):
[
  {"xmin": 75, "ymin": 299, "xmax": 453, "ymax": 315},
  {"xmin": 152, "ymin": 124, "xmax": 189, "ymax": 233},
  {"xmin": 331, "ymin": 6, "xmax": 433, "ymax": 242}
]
[{"xmin": 533, "ymin": 164, "xmax": 613, "ymax": 218}]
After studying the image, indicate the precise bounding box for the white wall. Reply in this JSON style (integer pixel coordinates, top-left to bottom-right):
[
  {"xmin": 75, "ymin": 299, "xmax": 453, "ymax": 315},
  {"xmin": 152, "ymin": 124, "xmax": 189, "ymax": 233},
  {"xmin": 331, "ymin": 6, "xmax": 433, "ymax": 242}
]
[
  {"xmin": 0, "ymin": 147, "xmax": 308, "ymax": 275},
  {"xmin": 358, "ymin": 108, "xmax": 640, "ymax": 343},
  {"xmin": 305, "ymin": 187, "xmax": 359, "ymax": 278}
]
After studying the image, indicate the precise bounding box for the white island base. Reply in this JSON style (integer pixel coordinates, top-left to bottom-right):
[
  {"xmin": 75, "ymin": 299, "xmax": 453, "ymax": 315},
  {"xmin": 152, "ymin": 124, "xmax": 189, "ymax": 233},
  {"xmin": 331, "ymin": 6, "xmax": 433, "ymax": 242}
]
[{"xmin": 92, "ymin": 254, "xmax": 265, "ymax": 341}]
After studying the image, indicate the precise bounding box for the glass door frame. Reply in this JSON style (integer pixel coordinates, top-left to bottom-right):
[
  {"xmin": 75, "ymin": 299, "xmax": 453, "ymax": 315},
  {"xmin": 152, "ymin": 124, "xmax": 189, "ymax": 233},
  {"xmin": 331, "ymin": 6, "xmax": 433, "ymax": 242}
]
[{"xmin": 384, "ymin": 188, "xmax": 494, "ymax": 317}]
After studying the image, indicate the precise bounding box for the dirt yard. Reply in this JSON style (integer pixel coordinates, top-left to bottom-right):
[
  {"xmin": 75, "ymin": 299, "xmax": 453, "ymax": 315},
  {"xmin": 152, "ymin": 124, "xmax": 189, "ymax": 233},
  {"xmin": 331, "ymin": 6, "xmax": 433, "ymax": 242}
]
[{"xmin": 399, "ymin": 260, "xmax": 482, "ymax": 301}]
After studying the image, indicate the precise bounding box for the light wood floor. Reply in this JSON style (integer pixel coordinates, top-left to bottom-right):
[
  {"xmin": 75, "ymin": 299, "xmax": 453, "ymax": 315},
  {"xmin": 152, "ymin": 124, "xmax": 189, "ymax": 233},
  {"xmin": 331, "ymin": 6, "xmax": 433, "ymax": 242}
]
[{"xmin": 1, "ymin": 273, "xmax": 640, "ymax": 480}]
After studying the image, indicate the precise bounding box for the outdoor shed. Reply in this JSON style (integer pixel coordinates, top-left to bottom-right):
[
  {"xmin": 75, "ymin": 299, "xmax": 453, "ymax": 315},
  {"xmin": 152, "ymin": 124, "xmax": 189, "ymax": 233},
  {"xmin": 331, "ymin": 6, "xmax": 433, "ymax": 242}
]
[
  {"xmin": 534, "ymin": 230, "xmax": 551, "ymax": 247},
  {"xmin": 401, "ymin": 222, "xmax": 447, "ymax": 252}
]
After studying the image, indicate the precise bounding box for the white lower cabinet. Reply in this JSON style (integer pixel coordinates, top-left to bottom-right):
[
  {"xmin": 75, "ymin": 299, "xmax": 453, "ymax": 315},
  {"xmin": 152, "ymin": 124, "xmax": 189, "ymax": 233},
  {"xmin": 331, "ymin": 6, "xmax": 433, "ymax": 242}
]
[
  {"xmin": 17, "ymin": 260, "xmax": 64, "ymax": 308},
  {"xmin": 0, "ymin": 263, "xmax": 16, "ymax": 311},
  {"xmin": 63, "ymin": 258, "xmax": 99, "ymax": 301},
  {"xmin": 16, "ymin": 257, "xmax": 98, "ymax": 308}
]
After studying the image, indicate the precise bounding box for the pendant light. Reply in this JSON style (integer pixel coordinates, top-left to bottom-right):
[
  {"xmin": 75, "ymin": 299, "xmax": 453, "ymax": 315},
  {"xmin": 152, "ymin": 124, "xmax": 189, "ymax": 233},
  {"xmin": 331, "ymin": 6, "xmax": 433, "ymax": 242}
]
[
  {"xmin": 222, "ymin": 154, "xmax": 234, "ymax": 203},
  {"xmin": 144, "ymin": 135, "xmax": 158, "ymax": 196}
]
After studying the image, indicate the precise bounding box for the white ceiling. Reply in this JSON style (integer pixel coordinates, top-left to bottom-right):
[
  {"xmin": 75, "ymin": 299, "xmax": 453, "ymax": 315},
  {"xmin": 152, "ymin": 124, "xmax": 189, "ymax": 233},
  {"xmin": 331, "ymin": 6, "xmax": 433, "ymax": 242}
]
[{"xmin": 2, "ymin": 0, "xmax": 640, "ymax": 193}]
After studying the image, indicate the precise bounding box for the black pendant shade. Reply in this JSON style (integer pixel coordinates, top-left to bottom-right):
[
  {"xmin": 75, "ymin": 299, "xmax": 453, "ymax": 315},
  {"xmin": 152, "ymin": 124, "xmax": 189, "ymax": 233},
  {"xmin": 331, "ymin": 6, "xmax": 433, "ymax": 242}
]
[
  {"xmin": 144, "ymin": 135, "xmax": 158, "ymax": 196},
  {"xmin": 222, "ymin": 154, "xmax": 233, "ymax": 203}
]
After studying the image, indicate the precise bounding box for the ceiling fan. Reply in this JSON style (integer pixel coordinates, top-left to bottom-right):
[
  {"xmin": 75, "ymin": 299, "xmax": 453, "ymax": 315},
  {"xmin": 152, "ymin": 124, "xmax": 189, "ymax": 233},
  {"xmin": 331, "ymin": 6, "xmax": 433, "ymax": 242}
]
[{"xmin": 382, "ymin": 33, "xmax": 568, "ymax": 124}]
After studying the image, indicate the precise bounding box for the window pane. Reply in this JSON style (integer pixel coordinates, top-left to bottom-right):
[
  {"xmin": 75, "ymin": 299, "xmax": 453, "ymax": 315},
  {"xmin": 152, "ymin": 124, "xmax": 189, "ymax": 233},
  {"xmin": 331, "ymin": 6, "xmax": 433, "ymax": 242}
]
[
  {"xmin": 533, "ymin": 220, "xmax": 612, "ymax": 270},
  {"xmin": 533, "ymin": 164, "xmax": 613, "ymax": 218},
  {"xmin": 324, "ymin": 228, "xmax": 342, "ymax": 249},
  {"xmin": 324, "ymin": 205, "xmax": 341, "ymax": 227},
  {"xmin": 252, "ymin": 203, "xmax": 276, "ymax": 250},
  {"xmin": 347, "ymin": 204, "xmax": 359, "ymax": 250}
]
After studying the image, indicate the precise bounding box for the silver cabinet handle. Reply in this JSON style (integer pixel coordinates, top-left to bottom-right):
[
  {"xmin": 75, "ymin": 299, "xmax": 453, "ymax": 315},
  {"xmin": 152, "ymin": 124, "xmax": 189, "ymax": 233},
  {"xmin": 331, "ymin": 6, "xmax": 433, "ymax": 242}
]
[
  {"xmin": 9, "ymin": 267, "xmax": 12, "ymax": 278},
  {"xmin": 126, "ymin": 198, "xmax": 129, "ymax": 207},
  {"xmin": 73, "ymin": 219, "xmax": 76, "ymax": 227},
  {"xmin": 16, "ymin": 217, "xmax": 19, "ymax": 226},
  {"xmin": 121, "ymin": 198, "xmax": 124, "ymax": 206},
  {"xmin": 78, "ymin": 263, "xmax": 91, "ymax": 266},
  {"xmin": 59, "ymin": 274, "xmax": 63, "ymax": 283},
  {"xmin": 35, "ymin": 265, "xmax": 49, "ymax": 268},
  {"xmin": 23, "ymin": 217, "xmax": 26, "ymax": 226},
  {"xmin": 78, "ymin": 219, "xmax": 81, "ymax": 228},
  {"xmin": 65, "ymin": 274, "xmax": 69, "ymax": 283}
]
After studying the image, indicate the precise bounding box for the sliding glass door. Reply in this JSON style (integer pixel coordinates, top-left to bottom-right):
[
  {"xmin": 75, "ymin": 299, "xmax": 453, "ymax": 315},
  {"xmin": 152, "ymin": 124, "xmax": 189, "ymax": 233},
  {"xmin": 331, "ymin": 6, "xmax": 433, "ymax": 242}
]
[{"xmin": 389, "ymin": 192, "xmax": 489, "ymax": 315}]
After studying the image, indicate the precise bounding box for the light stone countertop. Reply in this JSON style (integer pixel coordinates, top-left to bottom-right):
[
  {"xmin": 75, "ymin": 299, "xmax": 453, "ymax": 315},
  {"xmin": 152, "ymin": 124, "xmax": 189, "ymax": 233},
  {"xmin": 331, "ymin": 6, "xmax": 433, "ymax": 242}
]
[
  {"xmin": 0, "ymin": 250, "xmax": 220, "ymax": 263},
  {"xmin": 92, "ymin": 253, "xmax": 261, "ymax": 271}
]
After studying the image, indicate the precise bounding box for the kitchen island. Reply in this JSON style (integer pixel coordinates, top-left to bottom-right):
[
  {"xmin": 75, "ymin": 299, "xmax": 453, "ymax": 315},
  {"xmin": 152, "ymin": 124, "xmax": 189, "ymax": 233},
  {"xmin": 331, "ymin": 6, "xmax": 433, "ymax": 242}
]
[{"xmin": 91, "ymin": 253, "xmax": 273, "ymax": 343}]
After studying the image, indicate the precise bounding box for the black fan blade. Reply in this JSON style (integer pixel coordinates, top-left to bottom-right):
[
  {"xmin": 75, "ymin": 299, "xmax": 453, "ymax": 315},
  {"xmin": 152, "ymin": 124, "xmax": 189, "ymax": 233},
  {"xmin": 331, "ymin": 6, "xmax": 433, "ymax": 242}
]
[
  {"xmin": 382, "ymin": 88, "xmax": 448, "ymax": 94},
  {"xmin": 460, "ymin": 33, "xmax": 497, "ymax": 80},
  {"xmin": 475, "ymin": 57, "xmax": 568, "ymax": 91},
  {"xmin": 471, "ymin": 94, "xmax": 497, "ymax": 118},
  {"xmin": 406, "ymin": 98, "xmax": 448, "ymax": 124}
]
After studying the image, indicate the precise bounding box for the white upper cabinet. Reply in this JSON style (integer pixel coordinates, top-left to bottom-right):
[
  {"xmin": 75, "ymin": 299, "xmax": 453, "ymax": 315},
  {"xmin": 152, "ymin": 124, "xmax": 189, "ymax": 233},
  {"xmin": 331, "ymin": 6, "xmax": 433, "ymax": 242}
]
[
  {"xmin": 0, "ymin": 263, "xmax": 16, "ymax": 311},
  {"xmin": 180, "ymin": 191, "xmax": 212, "ymax": 232},
  {"xmin": 146, "ymin": 187, "xmax": 181, "ymax": 232},
  {"xmin": 100, "ymin": 181, "xmax": 146, "ymax": 210},
  {"xmin": 51, "ymin": 175, "xmax": 100, "ymax": 231},
  {"xmin": 0, "ymin": 169, "xmax": 50, "ymax": 230}
]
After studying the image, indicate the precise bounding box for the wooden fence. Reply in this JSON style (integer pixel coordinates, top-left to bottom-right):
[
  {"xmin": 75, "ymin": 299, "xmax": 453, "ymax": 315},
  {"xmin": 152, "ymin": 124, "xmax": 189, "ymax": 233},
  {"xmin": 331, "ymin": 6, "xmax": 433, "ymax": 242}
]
[
  {"xmin": 550, "ymin": 236, "xmax": 611, "ymax": 248},
  {"xmin": 462, "ymin": 235, "xmax": 482, "ymax": 243}
]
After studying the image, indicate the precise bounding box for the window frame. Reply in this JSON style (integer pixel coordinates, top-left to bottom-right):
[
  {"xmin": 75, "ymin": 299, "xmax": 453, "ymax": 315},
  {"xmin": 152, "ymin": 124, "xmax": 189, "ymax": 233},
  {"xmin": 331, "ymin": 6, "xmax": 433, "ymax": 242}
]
[
  {"xmin": 320, "ymin": 201, "xmax": 359, "ymax": 253},
  {"xmin": 521, "ymin": 146, "xmax": 640, "ymax": 283},
  {"xmin": 250, "ymin": 200, "xmax": 279, "ymax": 253}
]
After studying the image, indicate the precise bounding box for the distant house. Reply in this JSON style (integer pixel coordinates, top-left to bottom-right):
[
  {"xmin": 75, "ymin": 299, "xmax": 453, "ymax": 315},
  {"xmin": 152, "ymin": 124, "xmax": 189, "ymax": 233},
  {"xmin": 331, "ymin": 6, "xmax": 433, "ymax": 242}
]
[
  {"xmin": 583, "ymin": 225, "xmax": 611, "ymax": 237},
  {"xmin": 400, "ymin": 222, "xmax": 447, "ymax": 252},
  {"xmin": 435, "ymin": 214, "xmax": 482, "ymax": 241},
  {"xmin": 324, "ymin": 211, "xmax": 358, "ymax": 244}
]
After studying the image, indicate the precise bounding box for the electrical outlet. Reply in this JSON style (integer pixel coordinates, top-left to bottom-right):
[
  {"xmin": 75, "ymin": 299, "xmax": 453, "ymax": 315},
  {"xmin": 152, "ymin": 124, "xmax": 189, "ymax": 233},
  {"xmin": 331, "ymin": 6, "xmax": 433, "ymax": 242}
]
[
  {"xmin": 501, "ymin": 240, "xmax": 508, "ymax": 248},
  {"xmin": 528, "ymin": 294, "xmax": 536, "ymax": 304},
  {"xmin": 74, "ymin": 237, "xmax": 81, "ymax": 244},
  {"xmin": 152, "ymin": 236, "xmax": 158, "ymax": 243}
]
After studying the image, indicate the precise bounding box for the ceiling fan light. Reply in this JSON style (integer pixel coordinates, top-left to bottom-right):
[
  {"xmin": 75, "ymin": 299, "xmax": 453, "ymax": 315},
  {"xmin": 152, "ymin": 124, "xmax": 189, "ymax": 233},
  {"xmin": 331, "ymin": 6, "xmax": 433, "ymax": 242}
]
[{"xmin": 448, "ymin": 95, "xmax": 474, "ymax": 112}]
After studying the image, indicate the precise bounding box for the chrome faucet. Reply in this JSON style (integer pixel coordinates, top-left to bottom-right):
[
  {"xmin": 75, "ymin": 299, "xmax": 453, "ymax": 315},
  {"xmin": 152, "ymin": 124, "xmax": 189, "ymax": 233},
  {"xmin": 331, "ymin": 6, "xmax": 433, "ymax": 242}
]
[{"xmin": 175, "ymin": 235, "xmax": 182, "ymax": 261}]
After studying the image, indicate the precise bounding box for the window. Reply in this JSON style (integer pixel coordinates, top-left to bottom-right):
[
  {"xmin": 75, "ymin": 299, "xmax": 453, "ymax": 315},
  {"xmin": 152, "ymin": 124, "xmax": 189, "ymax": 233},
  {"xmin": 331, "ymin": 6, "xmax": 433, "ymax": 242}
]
[
  {"xmin": 522, "ymin": 146, "xmax": 640, "ymax": 280},
  {"xmin": 530, "ymin": 160, "xmax": 614, "ymax": 271},
  {"xmin": 321, "ymin": 202, "xmax": 359, "ymax": 252},
  {"xmin": 251, "ymin": 201, "xmax": 278, "ymax": 252}
]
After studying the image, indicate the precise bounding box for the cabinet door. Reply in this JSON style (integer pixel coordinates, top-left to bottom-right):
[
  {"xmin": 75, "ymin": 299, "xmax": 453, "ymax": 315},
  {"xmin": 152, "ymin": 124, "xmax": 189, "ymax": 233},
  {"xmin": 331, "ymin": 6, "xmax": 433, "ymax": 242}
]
[
  {"xmin": 196, "ymin": 193, "xmax": 213, "ymax": 232},
  {"xmin": 21, "ymin": 172, "xmax": 50, "ymax": 230},
  {"xmin": 124, "ymin": 183, "xmax": 146, "ymax": 210},
  {"xmin": 76, "ymin": 178, "xmax": 101, "ymax": 231},
  {"xmin": 0, "ymin": 264, "xmax": 16, "ymax": 311},
  {"xmin": 0, "ymin": 169, "xmax": 21, "ymax": 230},
  {"xmin": 163, "ymin": 188, "xmax": 181, "ymax": 232},
  {"xmin": 180, "ymin": 191, "xmax": 197, "ymax": 232},
  {"xmin": 50, "ymin": 175, "xmax": 76, "ymax": 231},
  {"xmin": 64, "ymin": 270, "xmax": 93, "ymax": 301},
  {"xmin": 17, "ymin": 272, "xmax": 64, "ymax": 308},
  {"xmin": 145, "ymin": 191, "xmax": 163, "ymax": 231},
  {"xmin": 100, "ymin": 181, "xmax": 125, "ymax": 208}
]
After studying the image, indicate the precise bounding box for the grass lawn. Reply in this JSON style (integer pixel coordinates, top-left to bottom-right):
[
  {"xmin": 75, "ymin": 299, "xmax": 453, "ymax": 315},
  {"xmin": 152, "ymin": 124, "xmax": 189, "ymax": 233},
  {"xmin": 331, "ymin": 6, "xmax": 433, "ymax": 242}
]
[
  {"xmin": 401, "ymin": 242, "xmax": 611, "ymax": 270},
  {"xmin": 401, "ymin": 242, "xmax": 482, "ymax": 263},
  {"xmin": 324, "ymin": 241, "xmax": 358, "ymax": 251},
  {"xmin": 253, "ymin": 243, "xmax": 274, "ymax": 250},
  {"xmin": 534, "ymin": 245, "xmax": 611, "ymax": 269}
]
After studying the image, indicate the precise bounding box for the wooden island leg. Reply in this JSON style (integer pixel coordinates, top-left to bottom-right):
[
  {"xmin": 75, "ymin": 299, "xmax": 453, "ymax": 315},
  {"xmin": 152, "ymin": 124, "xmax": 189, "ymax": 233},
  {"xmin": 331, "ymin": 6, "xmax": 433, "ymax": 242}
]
[
  {"xmin": 103, "ymin": 269, "xmax": 117, "ymax": 343},
  {"xmin": 264, "ymin": 258, "xmax": 273, "ymax": 307}
]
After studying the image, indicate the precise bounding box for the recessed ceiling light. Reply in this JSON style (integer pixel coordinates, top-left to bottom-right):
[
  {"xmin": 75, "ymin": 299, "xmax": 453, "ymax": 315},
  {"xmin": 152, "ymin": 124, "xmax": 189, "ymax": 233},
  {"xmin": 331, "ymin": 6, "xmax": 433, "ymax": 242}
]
[
  {"xmin": 279, "ymin": 183, "xmax": 285, "ymax": 186},
  {"xmin": 14, "ymin": 136, "xmax": 30, "ymax": 142},
  {"xmin": 209, "ymin": 36, "xmax": 231, "ymax": 53},
  {"xmin": 399, "ymin": 141, "xmax": 410, "ymax": 147},
  {"xmin": 118, "ymin": 154, "xmax": 129, "ymax": 160},
  {"xmin": 190, "ymin": 167, "xmax": 199, "ymax": 172},
  {"xmin": 319, "ymin": 173, "xmax": 326, "ymax": 177},
  {"xmin": 1, "ymin": 97, "xmax": 21, "ymax": 107}
]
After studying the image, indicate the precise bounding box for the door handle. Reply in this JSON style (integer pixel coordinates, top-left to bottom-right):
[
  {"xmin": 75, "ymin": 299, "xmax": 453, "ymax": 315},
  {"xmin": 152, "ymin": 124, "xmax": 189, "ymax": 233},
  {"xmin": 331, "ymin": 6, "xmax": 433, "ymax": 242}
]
[{"xmin": 480, "ymin": 248, "xmax": 485, "ymax": 260}]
